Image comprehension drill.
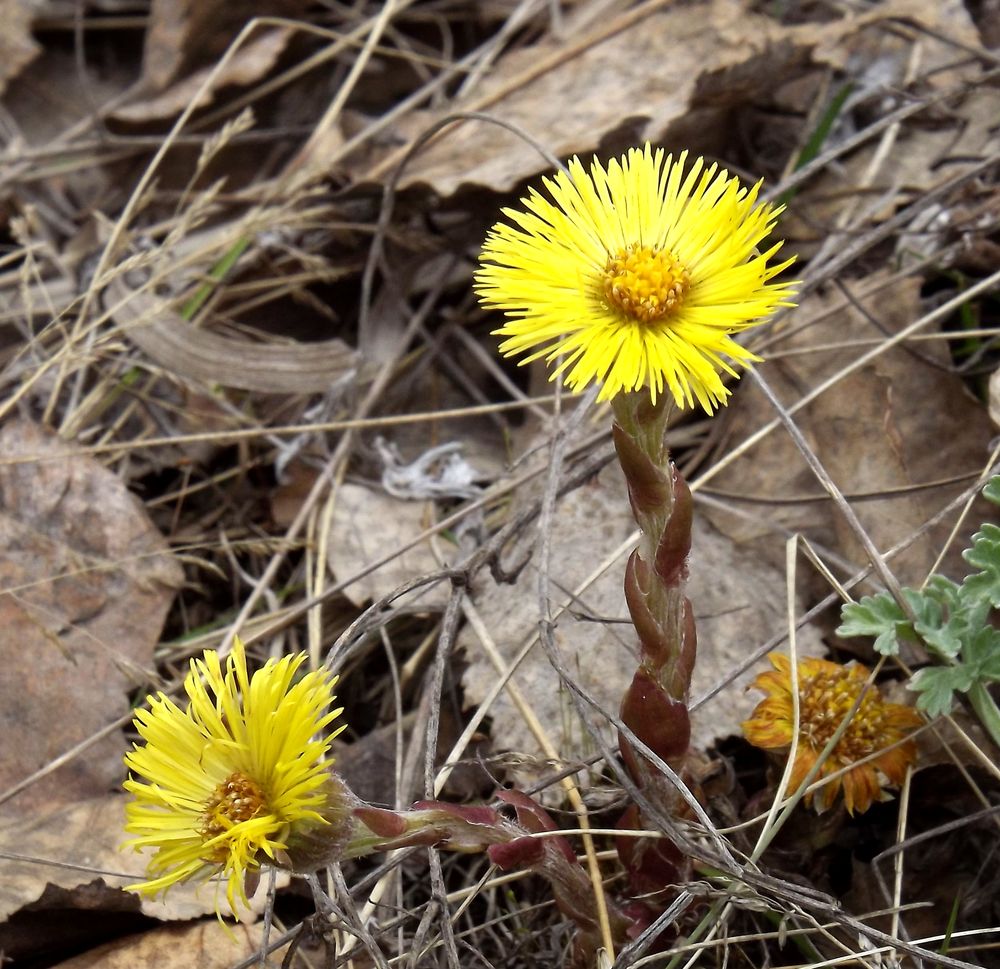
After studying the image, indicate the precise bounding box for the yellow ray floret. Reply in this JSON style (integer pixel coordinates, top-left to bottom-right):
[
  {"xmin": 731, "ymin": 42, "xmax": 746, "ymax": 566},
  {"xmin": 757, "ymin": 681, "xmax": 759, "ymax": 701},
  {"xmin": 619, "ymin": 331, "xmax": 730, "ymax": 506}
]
[
  {"xmin": 123, "ymin": 637, "xmax": 344, "ymax": 914},
  {"xmin": 476, "ymin": 143, "xmax": 796, "ymax": 412},
  {"xmin": 742, "ymin": 654, "xmax": 922, "ymax": 815}
]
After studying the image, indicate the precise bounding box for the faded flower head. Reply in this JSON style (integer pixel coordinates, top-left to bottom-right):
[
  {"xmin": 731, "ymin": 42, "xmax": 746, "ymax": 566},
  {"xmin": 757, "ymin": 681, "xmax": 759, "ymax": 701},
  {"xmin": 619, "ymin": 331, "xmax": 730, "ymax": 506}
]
[
  {"xmin": 476, "ymin": 143, "xmax": 795, "ymax": 413},
  {"xmin": 743, "ymin": 654, "xmax": 922, "ymax": 815},
  {"xmin": 124, "ymin": 637, "xmax": 344, "ymax": 913}
]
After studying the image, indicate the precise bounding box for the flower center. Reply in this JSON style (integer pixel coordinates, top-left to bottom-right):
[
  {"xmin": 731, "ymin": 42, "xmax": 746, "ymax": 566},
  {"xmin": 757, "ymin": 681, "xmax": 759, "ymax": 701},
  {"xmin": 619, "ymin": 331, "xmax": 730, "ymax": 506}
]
[
  {"xmin": 799, "ymin": 668, "xmax": 888, "ymax": 761},
  {"xmin": 603, "ymin": 244, "xmax": 690, "ymax": 323},
  {"xmin": 200, "ymin": 771, "xmax": 267, "ymax": 852}
]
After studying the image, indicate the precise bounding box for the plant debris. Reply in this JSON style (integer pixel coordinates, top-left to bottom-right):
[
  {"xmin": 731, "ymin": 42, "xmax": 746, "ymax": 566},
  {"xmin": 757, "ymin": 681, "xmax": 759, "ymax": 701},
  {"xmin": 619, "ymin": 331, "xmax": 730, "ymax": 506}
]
[{"xmin": 1, "ymin": 0, "xmax": 999, "ymax": 966}]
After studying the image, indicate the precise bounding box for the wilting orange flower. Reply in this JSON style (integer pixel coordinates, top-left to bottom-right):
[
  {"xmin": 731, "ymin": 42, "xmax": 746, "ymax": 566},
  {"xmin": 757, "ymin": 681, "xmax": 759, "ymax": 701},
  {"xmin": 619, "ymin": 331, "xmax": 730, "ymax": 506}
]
[{"xmin": 742, "ymin": 654, "xmax": 922, "ymax": 814}]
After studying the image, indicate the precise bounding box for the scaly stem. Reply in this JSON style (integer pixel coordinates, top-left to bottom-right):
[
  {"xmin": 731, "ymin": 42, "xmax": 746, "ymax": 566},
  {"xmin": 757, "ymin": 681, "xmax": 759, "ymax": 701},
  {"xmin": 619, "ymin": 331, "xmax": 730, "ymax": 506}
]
[
  {"xmin": 609, "ymin": 390, "xmax": 699, "ymax": 930},
  {"xmin": 611, "ymin": 391, "xmax": 695, "ymax": 776}
]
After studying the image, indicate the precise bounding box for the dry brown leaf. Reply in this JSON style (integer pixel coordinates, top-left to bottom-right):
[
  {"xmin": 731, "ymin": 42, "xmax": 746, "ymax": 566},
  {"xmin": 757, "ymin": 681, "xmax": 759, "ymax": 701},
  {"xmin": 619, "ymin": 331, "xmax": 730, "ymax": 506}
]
[
  {"xmin": 137, "ymin": 0, "xmax": 305, "ymax": 92},
  {"xmin": 2, "ymin": 48, "xmax": 129, "ymax": 146},
  {"xmin": 0, "ymin": 796, "xmax": 143, "ymax": 927},
  {"xmin": 327, "ymin": 483, "xmax": 448, "ymax": 609},
  {"xmin": 270, "ymin": 459, "xmax": 319, "ymax": 528},
  {"xmin": 114, "ymin": 25, "xmax": 297, "ymax": 123},
  {"xmin": 771, "ymin": 0, "xmax": 991, "ymax": 265},
  {"xmin": 705, "ymin": 274, "xmax": 993, "ymax": 586},
  {"xmin": 0, "ymin": 420, "xmax": 182, "ymax": 813},
  {"xmin": 51, "ymin": 908, "xmax": 289, "ymax": 967},
  {"xmin": 369, "ymin": 0, "xmax": 927, "ymax": 197},
  {"xmin": 0, "ymin": 0, "xmax": 40, "ymax": 97},
  {"xmin": 0, "ymin": 48, "xmax": 132, "ymax": 215},
  {"xmin": 0, "ymin": 794, "xmax": 283, "ymax": 933},
  {"xmin": 460, "ymin": 460, "xmax": 824, "ymax": 777}
]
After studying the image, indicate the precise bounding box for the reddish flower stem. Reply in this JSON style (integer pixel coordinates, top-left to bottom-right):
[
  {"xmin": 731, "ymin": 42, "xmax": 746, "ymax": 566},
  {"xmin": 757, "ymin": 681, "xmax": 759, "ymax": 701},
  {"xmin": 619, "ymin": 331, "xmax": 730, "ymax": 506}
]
[
  {"xmin": 611, "ymin": 390, "xmax": 698, "ymax": 912},
  {"xmin": 282, "ymin": 777, "xmax": 627, "ymax": 965}
]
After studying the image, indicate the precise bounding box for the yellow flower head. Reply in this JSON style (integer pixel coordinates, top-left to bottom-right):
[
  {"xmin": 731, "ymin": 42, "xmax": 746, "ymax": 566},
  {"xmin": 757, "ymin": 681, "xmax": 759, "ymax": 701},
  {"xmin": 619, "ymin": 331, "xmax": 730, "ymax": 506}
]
[
  {"xmin": 124, "ymin": 637, "xmax": 344, "ymax": 913},
  {"xmin": 476, "ymin": 144, "xmax": 796, "ymax": 413},
  {"xmin": 742, "ymin": 654, "xmax": 922, "ymax": 815}
]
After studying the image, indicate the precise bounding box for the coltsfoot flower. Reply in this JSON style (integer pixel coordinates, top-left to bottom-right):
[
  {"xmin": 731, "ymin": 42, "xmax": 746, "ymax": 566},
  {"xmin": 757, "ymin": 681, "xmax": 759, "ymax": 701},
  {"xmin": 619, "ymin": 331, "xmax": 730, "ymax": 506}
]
[
  {"xmin": 743, "ymin": 654, "xmax": 922, "ymax": 815},
  {"xmin": 476, "ymin": 143, "xmax": 796, "ymax": 412},
  {"xmin": 123, "ymin": 637, "xmax": 344, "ymax": 912}
]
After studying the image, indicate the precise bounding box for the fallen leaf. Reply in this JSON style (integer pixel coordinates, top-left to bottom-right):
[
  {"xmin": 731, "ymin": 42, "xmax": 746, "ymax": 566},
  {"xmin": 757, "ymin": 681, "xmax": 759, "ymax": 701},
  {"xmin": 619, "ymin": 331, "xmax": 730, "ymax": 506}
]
[
  {"xmin": 366, "ymin": 0, "xmax": 928, "ymax": 197},
  {"xmin": 51, "ymin": 912, "xmax": 290, "ymax": 968},
  {"xmin": 0, "ymin": 420, "xmax": 182, "ymax": 812},
  {"xmin": 460, "ymin": 460, "xmax": 824, "ymax": 778},
  {"xmin": 781, "ymin": 0, "xmax": 993, "ymax": 265},
  {"xmin": 270, "ymin": 459, "xmax": 319, "ymax": 529},
  {"xmin": 0, "ymin": 0, "xmax": 39, "ymax": 96},
  {"xmin": 0, "ymin": 796, "xmax": 136, "ymax": 930},
  {"xmin": 0, "ymin": 794, "xmax": 284, "ymax": 935},
  {"xmin": 705, "ymin": 273, "xmax": 993, "ymax": 587},
  {"xmin": 136, "ymin": 0, "xmax": 306, "ymax": 92},
  {"xmin": 327, "ymin": 482, "xmax": 448, "ymax": 609},
  {"xmin": 114, "ymin": 25, "xmax": 297, "ymax": 123},
  {"xmin": 0, "ymin": 48, "xmax": 132, "ymax": 215}
]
